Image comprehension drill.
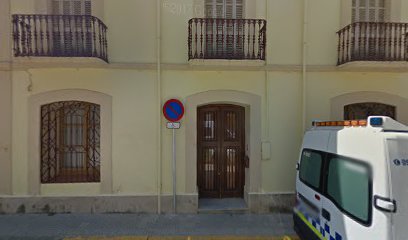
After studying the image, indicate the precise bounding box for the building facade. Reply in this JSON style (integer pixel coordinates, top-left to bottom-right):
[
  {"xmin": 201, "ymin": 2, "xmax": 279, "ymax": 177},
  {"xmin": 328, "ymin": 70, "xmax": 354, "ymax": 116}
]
[{"xmin": 1, "ymin": 0, "xmax": 408, "ymax": 214}]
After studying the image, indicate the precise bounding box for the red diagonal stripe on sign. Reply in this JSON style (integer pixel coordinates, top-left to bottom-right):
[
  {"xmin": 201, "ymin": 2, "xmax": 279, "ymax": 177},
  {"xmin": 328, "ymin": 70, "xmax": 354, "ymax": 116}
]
[{"xmin": 167, "ymin": 104, "xmax": 180, "ymax": 118}]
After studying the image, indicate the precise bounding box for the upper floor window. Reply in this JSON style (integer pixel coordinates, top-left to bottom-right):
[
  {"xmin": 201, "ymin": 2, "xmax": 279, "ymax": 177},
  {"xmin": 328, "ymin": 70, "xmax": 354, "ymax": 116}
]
[
  {"xmin": 41, "ymin": 101, "xmax": 101, "ymax": 183},
  {"xmin": 51, "ymin": 0, "xmax": 92, "ymax": 15},
  {"xmin": 352, "ymin": 0, "xmax": 385, "ymax": 22},
  {"xmin": 205, "ymin": 0, "xmax": 243, "ymax": 19}
]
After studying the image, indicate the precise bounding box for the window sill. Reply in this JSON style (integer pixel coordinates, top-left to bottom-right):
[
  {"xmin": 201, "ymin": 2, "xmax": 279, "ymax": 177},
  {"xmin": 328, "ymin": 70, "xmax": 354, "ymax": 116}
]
[{"xmin": 40, "ymin": 182, "xmax": 101, "ymax": 196}]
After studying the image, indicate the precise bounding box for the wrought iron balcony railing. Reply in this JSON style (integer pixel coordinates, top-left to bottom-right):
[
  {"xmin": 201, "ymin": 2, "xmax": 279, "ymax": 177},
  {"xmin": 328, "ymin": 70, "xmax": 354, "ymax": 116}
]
[
  {"xmin": 188, "ymin": 18, "xmax": 266, "ymax": 60},
  {"xmin": 337, "ymin": 22, "xmax": 408, "ymax": 65},
  {"xmin": 12, "ymin": 14, "xmax": 108, "ymax": 62}
]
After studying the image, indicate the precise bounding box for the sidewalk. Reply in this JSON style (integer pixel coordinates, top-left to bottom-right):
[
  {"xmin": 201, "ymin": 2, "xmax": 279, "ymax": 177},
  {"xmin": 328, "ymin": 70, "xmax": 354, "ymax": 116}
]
[{"xmin": 0, "ymin": 213, "xmax": 296, "ymax": 240}]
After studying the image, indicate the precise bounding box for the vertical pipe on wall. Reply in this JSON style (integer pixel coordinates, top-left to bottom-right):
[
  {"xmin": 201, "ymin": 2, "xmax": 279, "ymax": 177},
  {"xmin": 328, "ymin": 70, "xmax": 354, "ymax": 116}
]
[
  {"xmin": 302, "ymin": 0, "xmax": 309, "ymax": 133},
  {"xmin": 156, "ymin": 0, "xmax": 162, "ymax": 214},
  {"xmin": 264, "ymin": 0, "xmax": 269, "ymax": 140},
  {"xmin": 0, "ymin": 0, "xmax": 14, "ymax": 195}
]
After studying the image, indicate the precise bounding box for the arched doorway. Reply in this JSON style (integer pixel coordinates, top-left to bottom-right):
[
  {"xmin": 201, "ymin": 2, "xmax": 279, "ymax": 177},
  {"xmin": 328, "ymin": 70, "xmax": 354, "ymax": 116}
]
[
  {"xmin": 197, "ymin": 104, "xmax": 245, "ymax": 198},
  {"xmin": 344, "ymin": 102, "xmax": 396, "ymax": 120}
]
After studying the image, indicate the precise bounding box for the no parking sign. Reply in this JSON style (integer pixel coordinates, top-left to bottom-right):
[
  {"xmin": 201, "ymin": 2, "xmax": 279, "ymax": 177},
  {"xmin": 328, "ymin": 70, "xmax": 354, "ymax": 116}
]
[{"xmin": 163, "ymin": 99, "xmax": 185, "ymax": 123}]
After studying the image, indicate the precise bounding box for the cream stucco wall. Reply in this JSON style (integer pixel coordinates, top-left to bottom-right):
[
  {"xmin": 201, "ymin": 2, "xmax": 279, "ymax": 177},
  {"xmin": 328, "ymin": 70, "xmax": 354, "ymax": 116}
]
[
  {"xmin": 11, "ymin": 69, "xmax": 159, "ymax": 195},
  {"xmin": 9, "ymin": 67, "xmax": 307, "ymax": 195},
  {"xmin": 4, "ymin": 0, "xmax": 408, "ymax": 206}
]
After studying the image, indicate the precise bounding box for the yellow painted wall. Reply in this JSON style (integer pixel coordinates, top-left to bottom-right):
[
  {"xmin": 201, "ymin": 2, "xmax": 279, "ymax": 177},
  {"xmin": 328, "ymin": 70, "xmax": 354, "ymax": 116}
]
[
  {"xmin": 306, "ymin": 72, "xmax": 408, "ymax": 127},
  {"xmin": 104, "ymin": 0, "xmax": 157, "ymax": 63},
  {"xmin": 10, "ymin": 68, "xmax": 306, "ymax": 195},
  {"xmin": 266, "ymin": 0, "xmax": 303, "ymax": 65},
  {"xmin": 6, "ymin": 0, "xmax": 408, "ymax": 197},
  {"xmin": 12, "ymin": 69, "xmax": 159, "ymax": 195},
  {"xmin": 10, "ymin": 0, "xmax": 408, "ymax": 65}
]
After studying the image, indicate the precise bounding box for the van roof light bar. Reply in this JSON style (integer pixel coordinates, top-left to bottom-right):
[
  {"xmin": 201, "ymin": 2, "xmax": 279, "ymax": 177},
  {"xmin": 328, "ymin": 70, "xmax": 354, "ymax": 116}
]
[
  {"xmin": 312, "ymin": 117, "xmax": 408, "ymax": 131},
  {"xmin": 312, "ymin": 120, "xmax": 367, "ymax": 127}
]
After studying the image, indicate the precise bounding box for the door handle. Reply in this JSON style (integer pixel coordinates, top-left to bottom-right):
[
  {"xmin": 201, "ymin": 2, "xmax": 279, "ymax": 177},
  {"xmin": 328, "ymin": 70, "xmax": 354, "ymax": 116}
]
[{"xmin": 322, "ymin": 208, "xmax": 331, "ymax": 221}]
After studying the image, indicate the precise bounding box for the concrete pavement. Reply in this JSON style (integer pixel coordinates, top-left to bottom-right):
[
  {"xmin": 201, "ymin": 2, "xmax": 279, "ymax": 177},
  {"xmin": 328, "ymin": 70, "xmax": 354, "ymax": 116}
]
[{"xmin": 0, "ymin": 213, "xmax": 296, "ymax": 240}]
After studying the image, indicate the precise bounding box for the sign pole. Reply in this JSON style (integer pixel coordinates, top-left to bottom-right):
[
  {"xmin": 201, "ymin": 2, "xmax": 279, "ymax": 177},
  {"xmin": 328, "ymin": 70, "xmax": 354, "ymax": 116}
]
[
  {"xmin": 162, "ymin": 99, "xmax": 184, "ymax": 214},
  {"xmin": 172, "ymin": 127, "xmax": 176, "ymax": 213}
]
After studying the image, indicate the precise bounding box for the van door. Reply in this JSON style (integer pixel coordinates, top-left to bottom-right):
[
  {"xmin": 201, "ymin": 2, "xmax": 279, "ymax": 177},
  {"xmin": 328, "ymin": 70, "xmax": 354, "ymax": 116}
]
[
  {"xmin": 386, "ymin": 135, "xmax": 408, "ymax": 240},
  {"xmin": 294, "ymin": 148, "xmax": 325, "ymax": 240},
  {"xmin": 320, "ymin": 154, "xmax": 373, "ymax": 240}
]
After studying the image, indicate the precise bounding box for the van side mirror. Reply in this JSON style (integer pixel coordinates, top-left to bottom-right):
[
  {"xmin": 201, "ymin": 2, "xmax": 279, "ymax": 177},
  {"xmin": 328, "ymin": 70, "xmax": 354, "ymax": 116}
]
[
  {"xmin": 374, "ymin": 196, "xmax": 397, "ymax": 213},
  {"xmin": 296, "ymin": 163, "xmax": 300, "ymax": 171}
]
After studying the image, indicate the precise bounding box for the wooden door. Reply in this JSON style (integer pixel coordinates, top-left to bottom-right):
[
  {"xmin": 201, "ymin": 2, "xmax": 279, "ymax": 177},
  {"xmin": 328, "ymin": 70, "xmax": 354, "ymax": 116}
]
[{"xmin": 197, "ymin": 104, "xmax": 245, "ymax": 198}]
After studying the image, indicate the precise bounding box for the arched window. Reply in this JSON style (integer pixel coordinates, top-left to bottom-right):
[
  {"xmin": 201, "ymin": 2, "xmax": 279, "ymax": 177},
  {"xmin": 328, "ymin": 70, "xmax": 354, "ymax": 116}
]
[
  {"xmin": 40, "ymin": 101, "xmax": 100, "ymax": 183},
  {"xmin": 344, "ymin": 102, "xmax": 396, "ymax": 120}
]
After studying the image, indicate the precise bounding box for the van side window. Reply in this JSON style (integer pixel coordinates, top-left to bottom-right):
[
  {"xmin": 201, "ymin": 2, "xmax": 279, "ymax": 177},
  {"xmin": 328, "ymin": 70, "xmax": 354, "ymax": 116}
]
[
  {"xmin": 299, "ymin": 150, "xmax": 323, "ymax": 190},
  {"xmin": 326, "ymin": 156, "xmax": 371, "ymax": 224}
]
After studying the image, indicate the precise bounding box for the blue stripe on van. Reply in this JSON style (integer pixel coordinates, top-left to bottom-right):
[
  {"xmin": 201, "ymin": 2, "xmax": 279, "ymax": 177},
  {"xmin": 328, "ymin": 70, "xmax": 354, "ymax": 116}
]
[{"xmin": 294, "ymin": 206, "xmax": 343, "ymax": 240}]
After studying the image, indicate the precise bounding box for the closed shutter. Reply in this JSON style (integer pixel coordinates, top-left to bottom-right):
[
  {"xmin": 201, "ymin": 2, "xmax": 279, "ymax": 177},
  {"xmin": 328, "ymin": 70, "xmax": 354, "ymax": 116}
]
[
  {"xmin": 51, "ymin": 0, "xmax": 92, "ymax": 15},
  {"xmin": 226, "ymin": 0, "xmax": 243, "ymax": 19},
  {"xmin": 205, "ymin": 0, "xmax": 244, "ymax": 57},
  {"xmin": 351, "ymin": 0, "xmax": 387, "ymax": 60},
  {"xmin": 206, "ymin": 0, "xmax": 243, "ymax": 19},
  {"xmin": 50, "ymin": 0, "xmax": 93, "ymax": 55},
  {"xmin": 352, "ymin": 0, "xmax": 385, "ymax": 22}
]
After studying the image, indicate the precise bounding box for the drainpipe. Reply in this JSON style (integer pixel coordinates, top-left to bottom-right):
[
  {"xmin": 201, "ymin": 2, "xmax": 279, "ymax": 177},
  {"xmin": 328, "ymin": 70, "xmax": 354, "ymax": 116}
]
[
  {"xmin": 302, "ymin": 0, "xmax": 309, "ymax": 133},
  {"xmin": 264, "ymin": 0, "xmax": 269, "ymax": 140},
  {"xmin": 156, "ymin": 0, "xmax": 162, "ymax": 214},
  {"xmin": 8, "ymin": 0, "xmax": 13, "ymax": 195}
]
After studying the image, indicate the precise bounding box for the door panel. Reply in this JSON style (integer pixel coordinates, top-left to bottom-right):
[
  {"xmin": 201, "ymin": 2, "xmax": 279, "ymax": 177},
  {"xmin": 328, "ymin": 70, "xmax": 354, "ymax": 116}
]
[{"xmin": 197, "ymin": 105, "xmax": 245, "ymax": 198}]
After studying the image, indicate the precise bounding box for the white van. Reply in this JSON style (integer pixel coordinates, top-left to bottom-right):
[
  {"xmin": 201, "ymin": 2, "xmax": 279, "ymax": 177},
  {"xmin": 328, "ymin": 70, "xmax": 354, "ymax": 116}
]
[{"xmin": 294, "ymin": 116, "xmax": 408, "ymax": 240}]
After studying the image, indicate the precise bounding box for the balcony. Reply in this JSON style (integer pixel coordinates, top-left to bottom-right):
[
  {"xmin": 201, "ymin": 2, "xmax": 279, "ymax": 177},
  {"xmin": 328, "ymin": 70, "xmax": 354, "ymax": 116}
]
[
  {"xmin": 12, "ymin": 14, "xmax": 108, "ymax": 62},
  {"xmin": 337, "ymin": 22, "xmax": 408, "ymax": 65},
  {"xmin": 188, "ymin": 18, "xmax": 266, "ymax": 61}
]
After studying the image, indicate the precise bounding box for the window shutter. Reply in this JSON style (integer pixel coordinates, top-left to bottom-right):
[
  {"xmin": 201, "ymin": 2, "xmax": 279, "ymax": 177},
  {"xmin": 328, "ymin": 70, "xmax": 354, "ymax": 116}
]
[
  {"xmin": 225, "ymin": 0, "xmax": 233, "ymax": 19},
  {"xmin": 235, "ymin": 0, "xmax": 243, "ymax": 19},
  {"xmin": 84, "ymin": 0, "xmax": 92, "ymax": 15},
  {"xmin": 215, "ymin": 0, "xmax": 224, "ymax": 18},
  {"xmin": 73, "ymin": 0, "xmax": 82, "ymax": 15},
  {"xmin": 51, "ymin": 0, "xmax": 61, "ymax": 14},
  {"xmin": 50, "ymin": 0, "xmax": 92, "ymax": 15},
  {"xmin": 352, "ymin": 0, "xmax": 385, "ymax": 22},
  {"xmin": 205, "ymin": 0, "xmax": 243, "ymax": 19},
  {"xmin": 62, "ymin": 1, "xmax": 71, "ymax": 15},
  {"xmin": 205, "ymin": 0, "xmax": 214, "ymax": 18}
]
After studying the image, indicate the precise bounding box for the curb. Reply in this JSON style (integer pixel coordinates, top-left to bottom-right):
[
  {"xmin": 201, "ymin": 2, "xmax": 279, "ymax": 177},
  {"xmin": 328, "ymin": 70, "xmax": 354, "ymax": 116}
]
[{"xmin": 65, "ymin": 236, "xmax": 299, "ymax": 240}]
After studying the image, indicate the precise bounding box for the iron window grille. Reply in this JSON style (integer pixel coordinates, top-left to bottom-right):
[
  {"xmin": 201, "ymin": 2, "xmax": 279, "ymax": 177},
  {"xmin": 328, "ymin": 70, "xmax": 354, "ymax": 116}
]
[{"xmin": 40, "ymin": 101, "xmax": 101, "ymax": 183}]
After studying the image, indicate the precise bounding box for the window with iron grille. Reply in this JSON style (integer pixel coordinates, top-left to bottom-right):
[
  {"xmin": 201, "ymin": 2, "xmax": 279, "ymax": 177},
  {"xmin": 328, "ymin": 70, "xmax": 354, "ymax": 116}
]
[
  {"xmin": 344, "ymin": 102, "xmax": 396, "ymax": 120},
  {"xmin": 41, "ymin": 101, "xmax": 101, "ymax": 183}
]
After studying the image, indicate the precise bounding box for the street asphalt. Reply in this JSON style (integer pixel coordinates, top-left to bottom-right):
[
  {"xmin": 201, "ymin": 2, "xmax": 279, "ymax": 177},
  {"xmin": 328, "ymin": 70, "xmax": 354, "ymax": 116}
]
[{"xmin": 0, "ymin": 213, "xmax": 296, "ymax": 240}]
